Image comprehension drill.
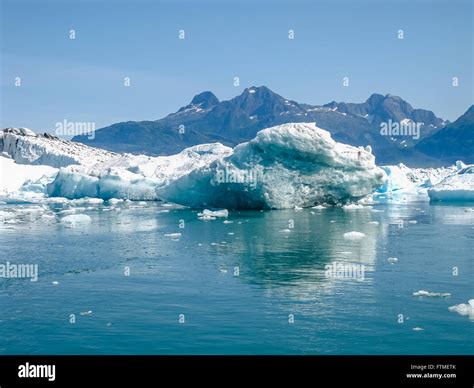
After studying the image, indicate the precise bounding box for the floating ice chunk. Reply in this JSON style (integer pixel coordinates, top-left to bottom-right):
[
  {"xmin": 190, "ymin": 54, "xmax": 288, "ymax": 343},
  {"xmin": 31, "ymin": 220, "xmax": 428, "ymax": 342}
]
[
  {"xmin": 60, "ymin": 214, "xmax": 92, "ymax": 227},
  {"xmin": 107, "ymin": 198, "xmax": 123, "ymax": 204},
  {"xmin": 448, "ymin": 299, "xmax": 474, "ymax": 319},
  {"xmin": 368, "ymin": 221, "xmax": 379, "ymax": 225},
  {"xmin": 220, "ymin": 269, "xmax": 228, "ymax": 273},
  {"xmin": 52, "ymin": 281, "xmax": 59, "ymax": 285},
  {"xmin": 228, "ymin": 232, "xmax": 234, "ymax": 235},
  {"xmin": 387, "ymin": 257, "xmax": 398, "ymax": 264},
  {"xmin": 198, "ymin": 215, "xmax": 216, "ymax": 221},
  {"xmin": 342, "ymin": 204, "xmax": 372, "ymax": 210},
  {"xmin": 70, "ymin": 198, "xmax": 104, "ymax": 205},
  {"xmin": 412, "ymin": 327, "xmax": 424, "ymax": 331},
  {"xmin": 164, "ymin": 233, "xmax": 182, "ymax": 238},
  {"xmin": 223, "ymin": 220, "xmax": 233, "ymax": 224},
  {"xmin": 343, "ymin": 231, "xmax": 366, "ymax": 240},
  {"xmin": 198, "ymin": 209, "xmax": 229, "ymax": 218},
  {"xmin": 413, "ymin": 290, "xmax": 451, "ymax": 297},
  {"xmin": 80, "ymin": 310, "xmax": 93, "ymax": 316},
  {"xmin": 279, "ymin": 228, "xmax": 292, "ymax": 233},
  {"xmin": 408, "ymin": 220, "xmax": 417, "ymax": 224},
  {"xmin": 311, "ymin": 205, "xmax": 326, "ymax": 209}
]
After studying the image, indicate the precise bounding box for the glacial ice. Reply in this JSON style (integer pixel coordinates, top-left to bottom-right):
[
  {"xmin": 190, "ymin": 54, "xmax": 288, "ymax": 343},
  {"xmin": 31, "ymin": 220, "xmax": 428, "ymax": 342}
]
[
  {"xmin": 157, "ymin": 123, "xmax": 386, "ymax": 209},
  {"xmin": 198, "ymin": 209, "xmax": 229, "ymax": 218},
  {"xmin": 428, "ymin": 165, "xmax": 474, "ymax": 201},
  {"xmin": 448, "ymin": 299, "xmax": 474, "ymax": 319},
  {"xmin": 0, "ymin": 155, "xmax": 57, "ymax": 200},
  {"xmin": 343, "ymin": 231, "xmax": 366, "ymax": 240},
  {"xmin": 60, "ymin": 214, "xmax": 92, "ymax": 227},
  {"xmin": 413, "ymin": 290, "xmax": 451, "ymax": 297}
]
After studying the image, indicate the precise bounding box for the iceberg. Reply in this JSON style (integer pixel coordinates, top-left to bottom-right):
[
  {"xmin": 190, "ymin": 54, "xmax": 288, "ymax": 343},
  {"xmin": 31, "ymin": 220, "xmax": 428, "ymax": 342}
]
[
  {"xmin": 157, "ymin": 123, "xmax": 386, "ymax": 209},
  {"xmin": 428, "ymin": 165, "xmax": 474, "ymax": 201}
]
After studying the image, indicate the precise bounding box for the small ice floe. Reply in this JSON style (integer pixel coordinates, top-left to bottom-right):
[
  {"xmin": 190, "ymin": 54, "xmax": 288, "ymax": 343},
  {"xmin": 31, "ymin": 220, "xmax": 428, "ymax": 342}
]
[
  {"xmin": 220, "ymin": 269, "xmax": 228, "ymax": 273},
  {"xmin": 387, "ymin": 257, "xmax": 398, "ymax": 264},
  {"xmin": 413, "ymin": 290, "xmax": 451, "ymax": 297},
  {"xmin": 60, "ymin": 214, "xmax": 92, "ymax": 228},
  {"xmin": 106, "ymin": 322, "xmax": 112, "ymax": 327},
  {"xmin": 342, "ymin": 204, "xmax": 372, "ymax": 210},
  {"xmin": 198, "ymin": 209, "xmax": 228, "ymax": 219},
  {"xmin": 108, "ymin": 198, "xmax": 123, "ymax": 204},
  {"xmin": 408, "ymin": 220, "xmax": 417, "ymax": 224},
  {"xmin": 198, "ymin": 243, "xmax": 202, "ymax": 246},
  {"xmin": 412, "ymin": 327, "xmax": 424, "ymax": 331},
  {"xmin": 52, "ymin": 281, "xmax": 59, "ymax": 285},
  {"xmin": 71, "ymin": 198, "xmax": 103, "ymax": 206},
  {"xmin": 448, "ymin": 299, "xmax": 474, "ymax": 319},
  {"xmin": 330, "ymin": 220, "xmax": 336, "ymax": 223},
  {"xmin": 223, "ymin": 220, "xmax": 233, "ymax": 224},
  {"xmin": 368, "ymin": 221, "xmax": 379, "ymax": 225},
  {"xmin": 279, "ymin": 228, "xmax": 291, "ymax": 233},
  {"xmin": 294, "ymin": 205, "xmax": 303, "ymax": 211},
  {"xmin": 80, "ymin": 310, "xmax": 93, "ymax": 316},
  {"xmin": 164, "ymin": 233, "xmax": 181, "ymax": 239},
  {"xmin": 371, "ymin": 209, "xmax": 384, "ymax": 213},
  {"xmin": 310, "ymin": 211, "xmax": 315, "ymax": 215},
  {"xmin": 228, "ymin": 232, "xmax": 234, "ymax": 235},
  {"xmin": 343, "ymin": 231, "xmax": 366, "ymax": 240},
  {"xmin": 198, "ymin": 215, "xmax": 216, "ymax": 221},
  {"xmin": 311, "ymin": 205, "xmax": 326, "ymax": 209}
]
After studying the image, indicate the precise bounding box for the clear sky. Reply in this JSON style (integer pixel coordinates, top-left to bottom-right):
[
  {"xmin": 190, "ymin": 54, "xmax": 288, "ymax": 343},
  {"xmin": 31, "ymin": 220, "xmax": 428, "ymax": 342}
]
[{"xmin": 1, "ymin": 0, "xmax": 472, "ymax": 132}]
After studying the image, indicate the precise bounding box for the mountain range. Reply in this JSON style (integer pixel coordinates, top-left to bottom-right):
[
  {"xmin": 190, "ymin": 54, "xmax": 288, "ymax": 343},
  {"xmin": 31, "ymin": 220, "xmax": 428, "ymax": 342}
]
[{"xmin": 73, "ymin": 86, "xmax": 473, "ymax": 166}]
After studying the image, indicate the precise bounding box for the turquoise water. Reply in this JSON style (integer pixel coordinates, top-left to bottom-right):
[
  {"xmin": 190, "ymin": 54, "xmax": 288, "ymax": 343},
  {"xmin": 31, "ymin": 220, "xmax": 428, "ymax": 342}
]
[{"xmin": 0, "ymin": 200, "xmax": 472, "ymax": 354}]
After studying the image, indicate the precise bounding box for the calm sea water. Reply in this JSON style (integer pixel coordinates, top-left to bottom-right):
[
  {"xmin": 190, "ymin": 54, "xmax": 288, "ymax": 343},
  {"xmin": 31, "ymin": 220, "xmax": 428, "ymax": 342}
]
[{"xmin": 0, "ymin": 200, "xmax": 472, "ymax": 354}]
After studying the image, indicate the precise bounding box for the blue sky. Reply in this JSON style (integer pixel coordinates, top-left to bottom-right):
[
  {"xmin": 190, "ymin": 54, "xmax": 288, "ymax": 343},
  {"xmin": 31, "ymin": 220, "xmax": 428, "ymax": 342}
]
[{"xmin": 1, "ymin": 0, "xmax": 472, "ymax": 131}]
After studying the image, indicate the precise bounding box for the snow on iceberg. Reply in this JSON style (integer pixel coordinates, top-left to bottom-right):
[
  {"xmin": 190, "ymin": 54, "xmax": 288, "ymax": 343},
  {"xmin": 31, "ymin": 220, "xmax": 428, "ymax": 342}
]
[
  {"xmin": 157, "ymin": 123, "xmax": 386, "ymax": 209},
  {"xmin": 0, "ymin": 127, "xmax": 115, "ymax": 168},
  {"xmin": 428, "ymin": 164, "xmax": 474, "ymax": 202}
]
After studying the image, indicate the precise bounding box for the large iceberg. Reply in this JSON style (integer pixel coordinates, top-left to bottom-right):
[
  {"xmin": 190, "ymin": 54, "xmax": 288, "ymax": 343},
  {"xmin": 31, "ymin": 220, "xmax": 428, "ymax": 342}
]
[{"xmin": 157, "ymin": 123, "xmax": 386, "ymax": 209}]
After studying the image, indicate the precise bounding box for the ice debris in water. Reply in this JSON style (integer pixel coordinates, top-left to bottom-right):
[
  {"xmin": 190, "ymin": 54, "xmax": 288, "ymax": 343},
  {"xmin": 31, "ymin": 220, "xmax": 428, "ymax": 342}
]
[
  {"xmin": 413, "ymin": 290, "xmax": 451, "ymax": 297},
  {"xmin": 387, "ymin": 257, "xmax": 398, "ymax": 264},
  {"xmin": 448, "ymin": 299, "xmax": 474, "ymax": 319},
  {"xmin": 60, "ymin": 214, "xmax": 92, "ymax": 227},
  {"xmin": 197, "ymin": 209, "xmax": 229, "ymax": 219},
  {"xmin": 343, "ymin": 231, "xmax": 366, "ymax": 240},
  {"xmin": 164, "ymin": 233, "xmax": 182, "ymax": 238}
]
